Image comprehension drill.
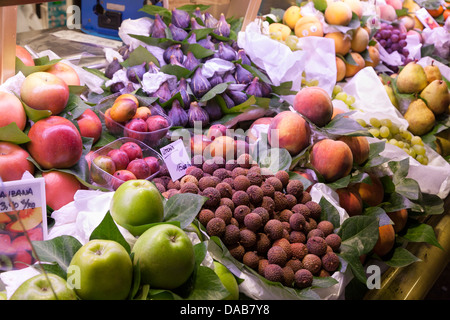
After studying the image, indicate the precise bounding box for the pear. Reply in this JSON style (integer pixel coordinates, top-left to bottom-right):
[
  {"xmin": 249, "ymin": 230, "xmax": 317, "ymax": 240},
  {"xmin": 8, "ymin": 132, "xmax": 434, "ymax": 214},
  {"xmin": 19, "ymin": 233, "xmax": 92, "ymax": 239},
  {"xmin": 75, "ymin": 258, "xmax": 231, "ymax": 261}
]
[
  {"xmin": 403, "ymin": 99, "xmax": 435, "ymax": 136},
  {"xmin": 420, "ymin": 80, "xmax": 450, "ymax": 115},
  {"xmin": 424, "ymin": 61, "xmax": 442, "ymax": 83},
  {"xmin": 396, "ymin": 62, "xmax": 428, "ymax": 94},
  {"xmin": 384, "ymin": 84, "xmax": 399, "ymax": 109},
  {"xmin": 435, "ymin": 128, "xmax": 450, "ymax": 157}
]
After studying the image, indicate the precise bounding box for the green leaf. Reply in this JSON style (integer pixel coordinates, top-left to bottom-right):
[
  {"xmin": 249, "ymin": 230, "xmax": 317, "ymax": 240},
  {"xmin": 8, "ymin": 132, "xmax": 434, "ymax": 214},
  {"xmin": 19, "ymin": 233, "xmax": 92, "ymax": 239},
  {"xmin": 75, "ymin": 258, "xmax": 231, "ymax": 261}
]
[
  {"xmin": 200, "ymin": 82, "xmax": 230, "ymax": 102},
  {"xmin": 288, "ymin": 171, "xmax": 313, "ymax": 191},
  {"xmin": 319, "ymin": 196, "xmax": 341, "ymax": 228},
  {"xmin": 32, "ymin": 235, "xmax": 83, "ymax": 277},
  {"xmin": 89, "ymin": 211, "xmax": 131, "ymax": 253},
  {"xmin": 160, "ymin": 64, "xmax": 192, "ymax": 80},
  {"xmin": 18, "ymin": 94, "xmax": 51, "ymax": 123},
  {"xmin": 269, "ymin": 8, "xmax": 285, "ymax": 22},
  {"xmin": 185, "ymin": 265, "xmax": 229, "ymax": 300},
  {"xmin": 383, "ymin": 247, "xmax": 421, "ymax": 267},
  {"xmin": 177, "ymin": 4, "xmax": 210, "ymax": 13},
  {"xmin": 400, "ymin": 220, "xmax": 443, "ymax": 249},
  {"xmin": 139, "ymin": 4, "xmax": 172, "ymax": 19},
  {"xmin": 164, "ymin": 193, "xmax": 208, "ymax": 229},
  {"xmin": 121, "ymin": 45, "xmax": 160, "ymax": 68},
  {"xmin": 258, "ymin": 147, "xmax": 292, "ymax": 174},
  {"xmin": 321, "ymin": 112, "xmax": 372, "ymax": 137},
  {"xmin": 363, "ymin": 141, "xmax": 391, "ymax": 168},
  {"xmin": 313, "ymin": 0, "xmax": 328, "ymax": 12},
  {"xmin": 394, "ymin": 178, "xmax": 421, "ymax": 201},
  {"xmin": 271, "ymin": 81, "xmax": 297, "ymax": 96},
  {"xmin": 240, "ymin": 63, "xmax": 272, "ymax": 85},
  {"xmin": 338, "ymin": 215, "xmax": 380, "ymax": 256},
  {"xmin": 15, "ymin": 56, "xmax": 61, "ymax": 77},
  {"xmin": 194, "ymin": 241, "xmax": 208, "ymax": 267},
  {"xmin": 59, "ymin": 93, "xmax": 91, "ymax": 121},
  {"xmin": 181, "ymin": 43, "xmax": 215, "ymax": 59},
  {"xmin": 0, "ymin": 122, "xmax": 30, "ymax": 144},
  {"xmin": 217, "ymin": 94, "xmax": 255, "ymax": 114}
]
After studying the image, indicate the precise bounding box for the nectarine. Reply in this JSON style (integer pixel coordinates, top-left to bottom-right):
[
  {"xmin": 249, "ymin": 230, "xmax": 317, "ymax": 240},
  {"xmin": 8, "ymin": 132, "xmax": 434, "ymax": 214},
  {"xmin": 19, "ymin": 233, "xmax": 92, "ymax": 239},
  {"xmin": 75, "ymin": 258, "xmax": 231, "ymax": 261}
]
[
  {"xmin": 293, "ymin": 86, "xmax": 333, "ymax": 127},
  {"xmin": 0, "ymin": 91, "xmax": 27, "ymax": 131},
  {"xmin": 42, "ymin": 171, "xmax": 81, "ymax": 210},
  {"xmin": 0, "ymin": 142, "xmax": 35, "ymax": 182}
]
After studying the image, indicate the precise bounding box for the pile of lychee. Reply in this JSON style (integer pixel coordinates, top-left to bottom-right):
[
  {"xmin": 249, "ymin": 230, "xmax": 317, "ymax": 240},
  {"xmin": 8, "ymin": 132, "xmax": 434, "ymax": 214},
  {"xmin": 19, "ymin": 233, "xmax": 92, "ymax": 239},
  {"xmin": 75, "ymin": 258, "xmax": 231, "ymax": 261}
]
[{"xmin": 152, "ymin": 153, "xmax": 342, "ymax": 289}]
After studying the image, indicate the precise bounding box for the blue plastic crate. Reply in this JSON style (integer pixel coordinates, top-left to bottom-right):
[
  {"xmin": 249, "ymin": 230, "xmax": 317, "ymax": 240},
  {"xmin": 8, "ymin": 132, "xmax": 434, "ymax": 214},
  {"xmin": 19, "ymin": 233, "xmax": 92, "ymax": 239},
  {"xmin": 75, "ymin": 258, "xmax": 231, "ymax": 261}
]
[{"xmin": 81, "ymin": 0, "xmax": 162, "ymax": 40}]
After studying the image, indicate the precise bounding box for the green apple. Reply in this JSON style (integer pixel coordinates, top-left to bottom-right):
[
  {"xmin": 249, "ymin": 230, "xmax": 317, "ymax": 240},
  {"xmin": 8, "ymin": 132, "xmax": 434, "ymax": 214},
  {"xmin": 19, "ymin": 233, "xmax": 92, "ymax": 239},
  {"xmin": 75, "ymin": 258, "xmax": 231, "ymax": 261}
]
[
  {"xmin": 132, "ymin": 223, "xmax": 195, "ymax": 290},
  {"xmin": 68, "ymin": 239, "xmax": 133, "ymax": 300},
  {"xmin": 110, "ymin": 179, "xmax": 164, "ymax": 236},
  {"xmin": 9, "ymin": 273, "xmax": 77, "ymax": 300},
  {"xmin": 213, "ymin": 261, "xmax": 239, "ymax": 300}
]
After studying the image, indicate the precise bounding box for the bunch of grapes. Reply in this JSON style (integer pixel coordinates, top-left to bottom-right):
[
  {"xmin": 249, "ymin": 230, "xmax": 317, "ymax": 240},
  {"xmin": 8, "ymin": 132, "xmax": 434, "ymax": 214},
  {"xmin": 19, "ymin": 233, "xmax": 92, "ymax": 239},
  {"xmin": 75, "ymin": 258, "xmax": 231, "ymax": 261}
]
[
  {"xmin": 373, "ymin": 23, "xmax": 411, "ymax": 72},
  {"xmin": 332, "ymin": 85, "xmax": 356, "ymax": 109},
  {"xmin": 357, "ymin": 117, "xmax": 429, "ymax": 165}
]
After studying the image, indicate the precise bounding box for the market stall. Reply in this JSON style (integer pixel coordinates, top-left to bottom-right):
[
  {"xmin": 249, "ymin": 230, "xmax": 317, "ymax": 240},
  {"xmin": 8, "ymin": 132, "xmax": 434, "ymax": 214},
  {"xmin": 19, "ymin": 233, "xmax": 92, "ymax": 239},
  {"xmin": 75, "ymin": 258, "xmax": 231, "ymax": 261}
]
[{"xmin": 0, "ymin": 0, "xmax": 449, "ymax": 301}]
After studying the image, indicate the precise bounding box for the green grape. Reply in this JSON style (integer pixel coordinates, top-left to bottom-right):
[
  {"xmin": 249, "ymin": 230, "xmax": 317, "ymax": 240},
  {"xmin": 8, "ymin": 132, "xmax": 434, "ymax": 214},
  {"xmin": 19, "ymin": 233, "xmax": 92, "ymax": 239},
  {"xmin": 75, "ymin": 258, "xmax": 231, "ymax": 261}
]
[
  {"xmin": 380, "ymin": 119, "xmax": 392, "ymax": 127},
  {"xmin": 345, "ymin": 95, "xmax": 356, "ymax": 106},
  {"xmin": 408, "ymin": 148, "xmax": 416, "ymax": 158},
  {"xmin": 356, "ymin": 119, "xmax": 367, "ymax": 127},
  {"xmin": 401, "ymin": 130, "xmax": 413, "ymax": 141},
  {"xmin": 402, "ymin": 147, "xmax": 411, "ymax": 155},
  {"xmin": 308, "ymin": 79, "xmax": 319, "ymax": 86},
  {"xmin": 270, "ymin": 32, "xmax": 283, "ymax": 41},
  {"xmin": 285, "ymin": 35, "xmax": 299, "ymax": 50},
  {"xmin": 369, "ymin": 128, "xmax": 380, "ymax": 137},
  {"xmin": 370, "ymin": 117, "xmax": 381, "ymax": 128},
  {"xmin": 421, "ymin": 156, "xmax": 429, "ymax": 165},
  {"xmin": 389, "ymin": 138, "xmax": 399, "ymax": 147},
  {"xmin": 397, "ymin": 140, "xmax": 405, "ymax": 149},
  {"xmin": 379, "ymin": 126, "xmax": 390, "ymax": 138},
  {"xmin": 390, "ymin": 124, "xmax": 399, "ymax": 135},
  {"xmin": 411, "ymin": 136, "xmax": 423, "ymax": 146},
  {"xmin": 335, "ymin": 92, "xmax": 348, "ymax": 102},
  {"xmin": 332, "ymin": 85, "xmax": 343, "ymax": 97},
  {"xmin": 412, "ymin": 144, "xmax": 426, "ymax": 156},
  {"xmin": 415, "ymin": 154, "xmax": 428, "ymax": 165},
  {"xmin": 403, "ymin": 142, "xmax": 410, "ymax": 150}
]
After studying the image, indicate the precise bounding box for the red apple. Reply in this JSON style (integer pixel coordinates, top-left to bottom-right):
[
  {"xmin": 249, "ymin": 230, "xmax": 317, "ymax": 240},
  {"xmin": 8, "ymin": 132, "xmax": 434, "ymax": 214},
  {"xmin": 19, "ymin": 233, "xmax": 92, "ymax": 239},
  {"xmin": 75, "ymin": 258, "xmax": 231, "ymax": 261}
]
[
  {"xmin": 16, "ymin": 45, "xmax": 35, "ymax": 66},
  {"xmin": 107, "ymin": 149, "xmax": 130, "ymax": 171},
  {"xmin": 42, "ymin": 171, "xmax": 82, "ymax": 210},
  {"xmin": 0, "ymin": 142, "xmax": 35, "ymax": 182},
  {"xmin": 45, "ymin": 62, "xmax": 81, "ymax": 86},
  {"xmin": 206, "ymin": 124, "xmax": 227, "ymax": 141},
  {"xmin": 112, "ymin": 169, "xmax": 137, "ymax": 190},
  {"xmin": 26, "ymin": 116, "xmax": 83, "ymax": 169},
  {"xmin": 124, "ymin": 118, "xmax": 148, "ymax": 141},
  {"xmin": 20, "ymin": 72, "xmax": 69, "ymax": 115},
  {"xmin": 0, "ymin": 91, "xmax": 27, "ymax": 131},
  {"xmin": 143, "ymin": 156, "xmax": 160, "ymax": 175},
  {"xmin": 76, "ymin": 109, "xmax": 102, "ymax": 144},
  {"xmin": 119, "ymin": 141, "xmax": 143, "ymax": 161},
  {"xmin": 126, "ymin": 159, "xmax": 151, "ymax": 179}
]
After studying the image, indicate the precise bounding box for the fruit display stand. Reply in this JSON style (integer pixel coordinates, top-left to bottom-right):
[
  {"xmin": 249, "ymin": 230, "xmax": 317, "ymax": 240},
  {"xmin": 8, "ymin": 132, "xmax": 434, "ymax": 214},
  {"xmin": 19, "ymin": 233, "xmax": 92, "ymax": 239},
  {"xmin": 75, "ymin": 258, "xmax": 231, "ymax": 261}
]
[{"xmin": 1, "ymin": 0, "xmax": 450, "ymax": 302}]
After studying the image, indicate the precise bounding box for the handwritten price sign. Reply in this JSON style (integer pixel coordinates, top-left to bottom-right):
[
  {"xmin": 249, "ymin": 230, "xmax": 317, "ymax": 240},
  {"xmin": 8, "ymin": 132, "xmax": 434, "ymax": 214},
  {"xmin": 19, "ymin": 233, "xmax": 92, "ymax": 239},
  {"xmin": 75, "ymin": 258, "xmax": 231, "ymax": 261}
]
[{"xmin": 160, "ymin": 139, "xmax": 191, "ymax": 181}]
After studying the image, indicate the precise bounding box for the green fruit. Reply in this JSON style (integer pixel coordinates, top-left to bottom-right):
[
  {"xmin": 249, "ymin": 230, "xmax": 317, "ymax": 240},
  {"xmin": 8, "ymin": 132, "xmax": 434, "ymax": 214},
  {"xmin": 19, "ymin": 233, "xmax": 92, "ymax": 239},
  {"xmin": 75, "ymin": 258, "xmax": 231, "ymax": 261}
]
[
  {"xmin": 213, "ymin": 261, "xmax": 239, "ymax": 300},
  {"xmin": 132, "ymin": 224, "xmax": 195, "ymax": 290},
  {"xmin": 68, "ymin": 239, "xmax": 133, "ymax": 300},
  {"xmin": 10, "ymin": 273, "xmax": 77, "ymax": 300},
  {"xmin": 110, "ymin": 179, "xmax": 164, "ymax": 236}
]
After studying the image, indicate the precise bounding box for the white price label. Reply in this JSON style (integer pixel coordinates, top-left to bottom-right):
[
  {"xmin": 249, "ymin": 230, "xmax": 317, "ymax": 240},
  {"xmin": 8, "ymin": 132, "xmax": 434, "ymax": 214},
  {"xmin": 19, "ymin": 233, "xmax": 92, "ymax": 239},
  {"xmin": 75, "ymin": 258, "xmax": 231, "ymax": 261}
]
[{"xmin": 160, "ymin": 139, "xmax": 191, "ymax": 181}]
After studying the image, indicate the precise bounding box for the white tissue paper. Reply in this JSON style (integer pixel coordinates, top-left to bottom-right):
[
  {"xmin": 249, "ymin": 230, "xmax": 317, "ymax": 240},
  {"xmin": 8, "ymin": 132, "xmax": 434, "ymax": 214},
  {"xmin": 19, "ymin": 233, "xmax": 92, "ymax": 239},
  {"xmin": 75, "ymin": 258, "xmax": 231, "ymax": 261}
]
[{"xmin": 118, "ymin": 17, "xmax": 154, "ymax": 51}]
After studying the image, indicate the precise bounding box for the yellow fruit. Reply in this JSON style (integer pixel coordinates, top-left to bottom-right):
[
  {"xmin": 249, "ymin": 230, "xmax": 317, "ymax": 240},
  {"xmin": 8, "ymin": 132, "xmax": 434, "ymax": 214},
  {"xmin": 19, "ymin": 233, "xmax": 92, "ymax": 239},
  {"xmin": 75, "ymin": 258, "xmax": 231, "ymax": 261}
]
[
  {"xmin": 268, "ymin": 22, "xmax": 292, "ymax": 41},
  {"xmin": 283, "ymin": 6, "xmax": 303, "ymax": 29},
  {"xmin": 294, "ymin": 16, "xmax": 324, "ymax": 38},
  {"xmin": 325, "ymin": 32, "xmax": 352, "ymax": 55},
  {"xmin": 336, "ymin": 56, "xmax": 347, "ymax": 82},
  {"xmin": 325, "ymin": 2, "xmax": 353, "ymax": 26}
]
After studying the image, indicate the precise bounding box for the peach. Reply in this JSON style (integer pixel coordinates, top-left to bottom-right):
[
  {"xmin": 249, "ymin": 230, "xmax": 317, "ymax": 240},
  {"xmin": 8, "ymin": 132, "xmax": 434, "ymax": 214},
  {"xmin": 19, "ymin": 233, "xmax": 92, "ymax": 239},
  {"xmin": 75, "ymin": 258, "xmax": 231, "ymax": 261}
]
[
  {"xmin": 190, "ymin": 134, "xmax": 212, "ymax": 157},
  {"xmin": 294, "ymin": 16, "xmax": 323, "ymax": 38},
  {"xmin": 344, "ymin": 0, "xmax": 363, "ymax": 18},
  {"xmin": 386, "ymin": 0, "xmax": 403, "ymax": 10},
  {"xmin": 208, "ymin": 135, "xmax": 236, "ymax": 160},
  {"xmin": 387, "ymin": 209, "xmax": 408, "ymax": 233},
  {"xmin": 338, "ymin": 135, "xmax": 370, "ymax": 165},
  {"xmin": 325, "ymin": 32, "xmax": 352, "ymax": 56},
  {"xmin": 268, "ymin": 111, "xmax": 311, "ymax": 155},
  {"xmin": 364, "ymin": 46, "xmax": 381, "ymax": 68},
  {"xmin": 336, "ymin": 186, "xmax": 363, "ymax": 216},
  {"xmin": 379, "ymin": 4, "xmax": 397, "ymax": 22},
  {"xmin": 350, "ymin": 27, "xmax": 369, "ymax": 53},
  {"xmin": 0, "ymin": 91, "xmax": 27, "ymax": 131},
  {"xmin": 46, "ymin": 62, "xmax": 80, "ymax": 86},
  {"xmin": 344, "ymin": 52, "xmax": 365, "ymax": 78},
  {"xmin": 268, "ymin": 23, "xmax": 292, "ymax": 41},
  {"xmin": 42, "ymin": 171, "xmax": 81, "ymax": 210},
  {"xmin": 109, "ymin": 98, "xmax": 138, "ymax": 123},
  {"xmin": 16, "ymin": 45, "xmax": 35, "ymax": 67},
  {"xmin": 292, "ymin": 86, "xmax": 333, "ymax": 127},
  {"xmin": 283, "ymin": 5, "xmax": 303, "ymax": 29},
  {"xmin": 336, "ymin": 57, "xmax": 346, "ymax": 82},
  {"xmin": 354, "ymin": 173, "xmax": 384, "ymax": 207},
  {"xmin": 309, "ymin": 138, "xmax": 353, "ymax": 182},
  {"xmin": 373, "ymin": 224, "xmax": 395, "ymax": 257},
  {"xmin": 324, "ymin": 2, "xmax": 353, "ymax": 26}
]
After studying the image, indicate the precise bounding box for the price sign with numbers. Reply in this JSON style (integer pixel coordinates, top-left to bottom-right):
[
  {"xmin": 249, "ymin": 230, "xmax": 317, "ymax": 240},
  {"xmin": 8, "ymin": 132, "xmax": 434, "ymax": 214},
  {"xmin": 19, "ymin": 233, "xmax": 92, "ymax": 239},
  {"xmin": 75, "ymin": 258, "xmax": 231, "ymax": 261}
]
[
  {"xmin": 0, "ymin": 177, "xmax": 47, "ymax": 271},
  {"xmin": 160, "ymin": 139, "xmax": 191, "ymax": 182}
]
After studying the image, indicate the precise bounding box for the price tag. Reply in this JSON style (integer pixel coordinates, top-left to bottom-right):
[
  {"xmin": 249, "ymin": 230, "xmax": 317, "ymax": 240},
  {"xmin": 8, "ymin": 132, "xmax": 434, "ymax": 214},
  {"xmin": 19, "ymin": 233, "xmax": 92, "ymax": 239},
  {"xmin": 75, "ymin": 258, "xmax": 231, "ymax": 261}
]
[
  {"xmin": 160, "ymin": 139, "xmax": 191, "ymax": 181},
  {"xmin": 0, "ymin": 176, "xmax": 47, "ymax": 271}
]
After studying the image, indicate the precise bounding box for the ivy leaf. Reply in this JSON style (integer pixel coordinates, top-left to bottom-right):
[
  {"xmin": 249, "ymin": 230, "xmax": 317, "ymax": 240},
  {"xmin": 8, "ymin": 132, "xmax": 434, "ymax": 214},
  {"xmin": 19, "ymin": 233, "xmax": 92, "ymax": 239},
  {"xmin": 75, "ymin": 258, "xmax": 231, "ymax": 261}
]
[
  {"xmin": 89, "ymin": 211, "xmax": 131, "ymax": 253},
  {"xmin": 319, "ymin": 196, "xmax": 341, "ymax": 228},
  {"xmin": 139, "ymin": 4, "xmax": 172, "ymax": 19},
  {"xmin": 338, "ymin": 215, "xmax": 380, "ymax": 256},
  {"xmin": 383, "ymin": 247, "xmax": 421, "ymax": 268},
  {"xmin": 0, "ymin": 123, "xmax": 30, "ymax": 144},
  {"xmin": 121, "ymin": 45, "xmax": 160, "ymax": 68},
  {"xmin": 185, "ymin": 265, "xmax": 229, "ymax": 300},
  {"xmin": 15, "ymin": 56, "xmax": 61, "ymax": 77},
  {"xmin": 32, "ymin": 235, "xmax": 83, "ymax": 278},
  {"xmin": 400, "ymin": 220, "xmax": 443, "ymax": 249},
  {"xmin": 199, "ymin": 82, "xmax": 230, "ymax": 103}
]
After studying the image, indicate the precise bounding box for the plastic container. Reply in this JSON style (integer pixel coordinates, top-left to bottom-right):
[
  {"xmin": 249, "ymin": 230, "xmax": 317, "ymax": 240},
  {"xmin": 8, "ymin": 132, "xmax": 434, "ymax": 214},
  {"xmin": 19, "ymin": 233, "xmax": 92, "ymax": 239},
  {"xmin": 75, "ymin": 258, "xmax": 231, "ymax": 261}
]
[
  {"xmin": 89, "ymin": 137, "xmax": 164, "ymax": 191},
  {"xmin": 95, "ymin": 94, "xmax": 172, "ymax": 148}
]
